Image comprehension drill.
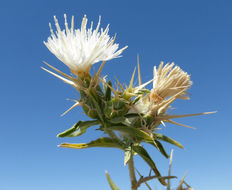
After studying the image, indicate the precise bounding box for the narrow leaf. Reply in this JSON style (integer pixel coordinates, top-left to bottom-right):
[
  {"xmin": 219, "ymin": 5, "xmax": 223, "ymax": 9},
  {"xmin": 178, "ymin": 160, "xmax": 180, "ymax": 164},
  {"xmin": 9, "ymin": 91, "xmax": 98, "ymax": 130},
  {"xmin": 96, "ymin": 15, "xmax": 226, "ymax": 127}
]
[
  {"xmin": 153, "ymin": 133, "xmax": 183, "ymax": 149},
  {"xmin": 105, "ymin": 80, "xmax": 112, "ymax": 101},
  {"xmin": 57, "ymin": 121, "xmax": 81, "ymax": 137},
  {"xmin": 133, "ymin": 96, "xmax": 141, "ymax": 104},
  {"xmin": 132, "ymin": 145, "xmax": 167, "ymax": 186},
  {"xmin": 147, "ymin": 140, "xmax": 169, "ymax": 159},
  {"xmin": 57, "ymin": 120, "xmax": 99, "ymax": 137},
  {"xmin": 105, "ymin": 171, "xmax": 120, "ymax": 190},
  {"xmin": 59, "ymin": 137, "xmax": 123, "ymax": 149}
]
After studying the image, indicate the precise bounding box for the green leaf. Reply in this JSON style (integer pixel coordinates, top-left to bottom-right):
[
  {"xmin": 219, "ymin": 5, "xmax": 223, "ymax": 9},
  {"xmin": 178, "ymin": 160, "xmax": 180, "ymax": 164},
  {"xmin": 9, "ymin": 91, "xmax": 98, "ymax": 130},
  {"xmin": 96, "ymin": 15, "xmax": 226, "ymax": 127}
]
[
  {"xmin": 108, "ymin": 125, "xmax": 153, "ymax": 141},
  {"xmin": 59, "ymin": 137, "xmax": 123, "ymax": 150},
  {"xmin": 124, "ymin": 146, "xmax": 132, "ymax": 166},
  {"xmin": 154, "ymin": 140, "xmax": 169, "ymax": 159},
  {"xmin": 132, "ymin": 145, "xmax": 167, "ymax": 186},
  {"xmin": 145, "ymin": 139, "xmax": 169, "ymax": 158},
  {"xmin": 105, "ymin": 171, "xmax": 120, "ymax": 190},
  {"xmin": 153, "ymin": 133, "xmax": 183, "ymax": 149},
  {"xmin": 105, "ymin": 80, "xmax": 112, "ymax": 101},
  {"xmin": 57, "ymin": 120, "xmax": 99, "ymax": 137},
  {"xmin": 133, "ymin": 96, "xmax": 141, "ymax": 104}
]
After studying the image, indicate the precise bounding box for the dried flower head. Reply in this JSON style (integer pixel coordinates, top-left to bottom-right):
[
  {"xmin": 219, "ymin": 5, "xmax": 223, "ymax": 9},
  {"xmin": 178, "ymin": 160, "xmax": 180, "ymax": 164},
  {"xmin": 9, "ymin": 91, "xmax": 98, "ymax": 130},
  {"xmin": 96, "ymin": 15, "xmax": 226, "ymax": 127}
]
[
  {"xmin": 132, "ymin": 62, "xmax": 192, "ymax": 114},
  {"xmin": 129, "ymin": 62, "xmax": 207, "ymax": 130},
  {"xmin": 150, "ymin": 62, "xmax": 192, "ymax": 104},
  {"xmin": 44, "ymin": 14, "xmax": 127, "ymax": 75}
]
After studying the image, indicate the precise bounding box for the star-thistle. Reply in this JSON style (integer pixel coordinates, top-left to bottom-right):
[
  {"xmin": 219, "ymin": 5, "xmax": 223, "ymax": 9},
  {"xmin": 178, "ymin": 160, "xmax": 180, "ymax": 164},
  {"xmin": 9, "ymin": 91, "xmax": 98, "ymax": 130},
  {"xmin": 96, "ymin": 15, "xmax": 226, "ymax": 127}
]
[
  {"xmin": 43, "ymin": 14, "xmax": 215, "ymax": 190},
  {"xmin": 44, "ymin": 14, "xmax": 127, "ymax": 75}
]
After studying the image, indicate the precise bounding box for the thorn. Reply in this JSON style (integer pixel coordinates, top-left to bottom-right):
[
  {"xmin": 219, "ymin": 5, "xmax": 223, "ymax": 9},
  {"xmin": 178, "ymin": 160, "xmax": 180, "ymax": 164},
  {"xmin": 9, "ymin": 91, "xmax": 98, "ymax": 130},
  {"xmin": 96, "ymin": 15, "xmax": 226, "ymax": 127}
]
[
  {"xmin": 158, "ymin": 111, "xmax": 217, "ymax": 120},
  {"xmin": 134, "ymin": 78, "xmax": 154, "ymax": 93},
  {"xmin": 61, "ymin": 101, "xmax": 81, "ymax": 116},
  {"xmin": 43, "ymin": 61, "xmax": 74, "ymax": 81},
  {"xmin": 114, "ymin": 76, "xmax": 124, "ymax": 91},
  {"xmin": 129, "ymin": 67, "xmax": 136, "ymax": 90},
  {"xmin": 41, "ymin": 67, "xmax": 76, "ymax": 86},
  {"xmin": 96, "ymin": 61, "xmax": 106, "ymax": 78},
  {"xmin": 177, "ymin": 171, "xmax": 188, "ymax": 190},
  {"xmin": 137, "ymin": 55, "xmax": 142, "ymax": 86},
  {"xmin": 161, "ymin": 120, "xmax": 166, "ymax": 127},
  {"xmin": 167, "ymin": 120, "xmax": 196, "ymax": 129},
  {"xmin": 91, "ymin": 61, "xmax": 106, "ymax": 87}
]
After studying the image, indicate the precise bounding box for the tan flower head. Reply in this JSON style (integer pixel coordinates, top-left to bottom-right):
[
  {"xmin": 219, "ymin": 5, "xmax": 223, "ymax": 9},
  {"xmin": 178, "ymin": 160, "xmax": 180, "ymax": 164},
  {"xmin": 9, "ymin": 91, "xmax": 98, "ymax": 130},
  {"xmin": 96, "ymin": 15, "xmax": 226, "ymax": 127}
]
[{"xmin": 150, "ymin": 62, "xmax": 192, "ymax": 104}]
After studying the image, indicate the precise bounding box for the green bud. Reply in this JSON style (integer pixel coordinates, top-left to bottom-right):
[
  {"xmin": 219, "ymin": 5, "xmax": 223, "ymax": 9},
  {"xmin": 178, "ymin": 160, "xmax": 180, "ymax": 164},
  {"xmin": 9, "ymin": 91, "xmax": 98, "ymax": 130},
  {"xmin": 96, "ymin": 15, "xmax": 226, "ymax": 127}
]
[
  {"xmin": 80, "ymin": 90, "xmax": 98, "ymax": 119},
  {"xmin": 104, "ymin": 98, "xmax": 129, "ymax": 119}
]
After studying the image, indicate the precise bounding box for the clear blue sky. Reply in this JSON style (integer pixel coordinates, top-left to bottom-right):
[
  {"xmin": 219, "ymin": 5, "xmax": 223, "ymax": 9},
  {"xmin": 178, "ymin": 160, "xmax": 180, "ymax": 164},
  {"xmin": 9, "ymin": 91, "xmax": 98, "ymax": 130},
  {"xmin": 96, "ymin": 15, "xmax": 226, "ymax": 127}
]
[{"xmin": 1, "ymin": 0, "xmax": 231, "ymax": 189}]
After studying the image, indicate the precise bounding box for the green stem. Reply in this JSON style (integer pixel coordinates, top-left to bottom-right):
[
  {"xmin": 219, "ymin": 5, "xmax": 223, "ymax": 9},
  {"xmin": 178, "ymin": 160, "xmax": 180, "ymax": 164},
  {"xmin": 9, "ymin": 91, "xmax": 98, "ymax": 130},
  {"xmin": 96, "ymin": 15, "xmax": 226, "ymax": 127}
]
[
  {"xmin": 105, "ymin": 128, "xmax": 124, "ymax": 146},
  {"xmin": 128, "ymin": 155, "xmax": 137, "ymax": 190}
]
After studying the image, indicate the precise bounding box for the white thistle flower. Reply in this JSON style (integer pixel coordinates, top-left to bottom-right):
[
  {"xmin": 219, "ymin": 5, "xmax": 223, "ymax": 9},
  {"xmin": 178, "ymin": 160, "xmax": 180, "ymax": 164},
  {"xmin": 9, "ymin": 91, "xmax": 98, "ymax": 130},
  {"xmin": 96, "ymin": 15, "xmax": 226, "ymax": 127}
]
[{"xmin": 44, "ymin": 14, "xmax": 128, "ymax": 75}]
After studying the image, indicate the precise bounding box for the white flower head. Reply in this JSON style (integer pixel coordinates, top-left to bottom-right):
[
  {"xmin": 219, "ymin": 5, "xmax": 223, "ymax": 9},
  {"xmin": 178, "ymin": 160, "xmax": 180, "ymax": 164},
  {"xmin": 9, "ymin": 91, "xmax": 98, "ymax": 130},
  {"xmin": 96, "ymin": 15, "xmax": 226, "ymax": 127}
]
[{"xmin": 44, "ymin": 14, "xmax": 128, "ymax": 75}]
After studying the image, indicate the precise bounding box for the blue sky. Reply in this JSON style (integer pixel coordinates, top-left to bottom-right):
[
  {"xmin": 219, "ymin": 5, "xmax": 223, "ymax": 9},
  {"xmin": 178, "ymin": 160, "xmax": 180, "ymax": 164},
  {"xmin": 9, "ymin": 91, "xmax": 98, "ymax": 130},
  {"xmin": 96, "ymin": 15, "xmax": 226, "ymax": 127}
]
[{"xmin": 1, "ymin": 0, "xmax": 231, "ymax": 189}]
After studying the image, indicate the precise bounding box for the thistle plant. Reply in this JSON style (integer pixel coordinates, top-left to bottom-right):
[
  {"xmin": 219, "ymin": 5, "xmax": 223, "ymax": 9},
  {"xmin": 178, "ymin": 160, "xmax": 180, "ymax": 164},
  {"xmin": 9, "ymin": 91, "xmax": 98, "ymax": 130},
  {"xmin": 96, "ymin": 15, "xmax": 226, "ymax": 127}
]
[{"xmin": 42, "ymin": 14, "xmax": 214, "ymax": 190}]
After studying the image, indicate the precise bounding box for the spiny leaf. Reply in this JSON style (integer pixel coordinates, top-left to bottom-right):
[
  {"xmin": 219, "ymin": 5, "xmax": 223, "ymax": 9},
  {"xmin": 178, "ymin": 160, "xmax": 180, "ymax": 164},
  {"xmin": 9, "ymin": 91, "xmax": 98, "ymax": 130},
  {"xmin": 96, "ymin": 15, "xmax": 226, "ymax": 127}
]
[
  {"xmin": 57, "ymin": 120, "xmax": 99, "ymax": 137},
  {"xmin": 153, "ymin": 133, "xmax": 183, "ymax": 149},
  {"xmin": 114, "ymin": 76, "xmax": 124, "ymax": 91},
  {"xmin": 105, "ymin": 171, "xmax": 120, "ymax": 190},
  {"xmin": 59, "ymin": 137, "xmax": 123, "ymax": 149},
  {"xmin": 132, "ymin": 145, "xmax": 167, "ymax": 186}
]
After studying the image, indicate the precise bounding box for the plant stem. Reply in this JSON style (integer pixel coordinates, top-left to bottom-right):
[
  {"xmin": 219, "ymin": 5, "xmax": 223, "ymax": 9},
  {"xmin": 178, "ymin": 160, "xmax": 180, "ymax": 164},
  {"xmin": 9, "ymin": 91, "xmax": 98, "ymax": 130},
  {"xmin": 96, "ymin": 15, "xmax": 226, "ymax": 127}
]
[
  {"xmin": 128, "ymin": 155, "xmax": 137, "ymax": 190},
  {"xmin": 105, "ymin": 128, "xmax": 124, "ymax": 146}
]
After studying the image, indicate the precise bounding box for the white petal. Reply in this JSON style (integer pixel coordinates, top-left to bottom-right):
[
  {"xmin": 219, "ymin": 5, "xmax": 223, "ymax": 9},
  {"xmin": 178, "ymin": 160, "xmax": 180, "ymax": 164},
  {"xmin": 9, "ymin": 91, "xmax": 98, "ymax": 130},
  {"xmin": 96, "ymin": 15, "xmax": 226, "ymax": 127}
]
[{"xmin": 44, "ymin": 14, "xmax": 127, "ymax": 75}]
